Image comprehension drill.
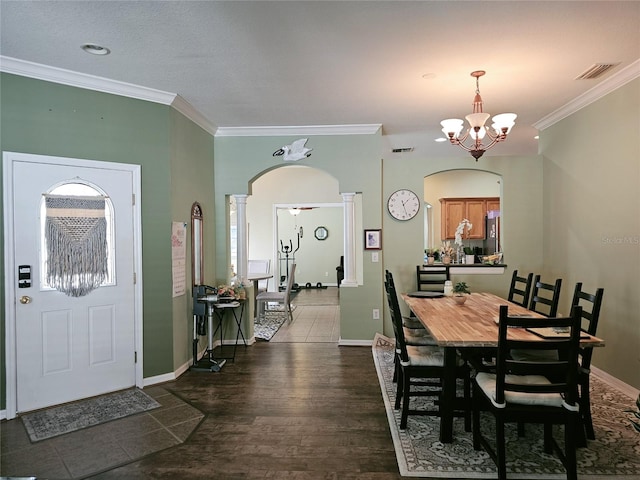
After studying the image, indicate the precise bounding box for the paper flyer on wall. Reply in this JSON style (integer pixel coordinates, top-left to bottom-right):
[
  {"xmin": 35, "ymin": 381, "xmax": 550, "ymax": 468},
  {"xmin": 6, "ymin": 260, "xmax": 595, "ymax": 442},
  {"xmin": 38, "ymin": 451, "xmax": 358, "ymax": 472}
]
[{"xmin": 171, "ymin": 221, "xmax": 187, "ymax": 297}]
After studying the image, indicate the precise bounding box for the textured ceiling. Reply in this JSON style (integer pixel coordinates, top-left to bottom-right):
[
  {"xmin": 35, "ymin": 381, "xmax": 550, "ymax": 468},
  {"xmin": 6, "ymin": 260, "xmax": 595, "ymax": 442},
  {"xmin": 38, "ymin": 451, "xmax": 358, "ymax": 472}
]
[{"xmin": 1, "ymin": 1, "xmax": 639, "ymax": 158}]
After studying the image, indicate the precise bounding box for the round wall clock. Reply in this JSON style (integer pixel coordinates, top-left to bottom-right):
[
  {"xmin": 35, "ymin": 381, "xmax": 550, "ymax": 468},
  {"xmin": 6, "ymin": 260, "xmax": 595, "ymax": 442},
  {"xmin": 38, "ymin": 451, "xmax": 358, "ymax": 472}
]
[
  {"xmin": 387, "ymin": 189, "xmax": 420, "ymax": 221},
  {"xmin": 314, "ymin": 226, "xmax": 329, "ymax": 240}
]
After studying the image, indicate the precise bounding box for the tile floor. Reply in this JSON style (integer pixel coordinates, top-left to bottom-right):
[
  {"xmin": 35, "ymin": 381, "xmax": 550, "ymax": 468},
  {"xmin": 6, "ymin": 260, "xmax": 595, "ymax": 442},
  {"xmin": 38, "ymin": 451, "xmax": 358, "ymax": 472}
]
[
  {"xmin": 0, "ymin": 387, "xmax": 204, "ymax": 479},
  {"xmin": 269, "ymin": 304, "xmax": 340, "ymax": 343},
  {"xmin": 268, "ymin": 287, "xmax": 340, "ymax": 343}
]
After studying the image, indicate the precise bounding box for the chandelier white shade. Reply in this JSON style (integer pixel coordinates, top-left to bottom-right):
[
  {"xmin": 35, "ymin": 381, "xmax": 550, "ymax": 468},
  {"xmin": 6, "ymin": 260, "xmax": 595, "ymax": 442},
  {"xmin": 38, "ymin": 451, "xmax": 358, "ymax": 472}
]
[{"xmin": 440, "ymin": 71, "xmax": 516, "ymax": 160}]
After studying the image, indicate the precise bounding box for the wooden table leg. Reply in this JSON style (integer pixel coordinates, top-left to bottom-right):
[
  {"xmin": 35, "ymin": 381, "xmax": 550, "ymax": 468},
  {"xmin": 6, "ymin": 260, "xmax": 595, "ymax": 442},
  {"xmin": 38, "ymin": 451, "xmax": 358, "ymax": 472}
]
[
  {"xmin": 440, "ymin": 346, "xmax": 457, "ymax": 443},
  {"xmin": 252, "ymin": 280, "xmax": 260, "ymax": 318}
]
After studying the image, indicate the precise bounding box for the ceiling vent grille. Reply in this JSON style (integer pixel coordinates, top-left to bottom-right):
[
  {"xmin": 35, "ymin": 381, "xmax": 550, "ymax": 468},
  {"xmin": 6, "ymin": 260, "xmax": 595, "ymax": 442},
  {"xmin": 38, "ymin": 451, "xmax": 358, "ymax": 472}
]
[
  {"xmin": 391, "ymin": 147, "xmax": 414, "ymax": 153},
  {"xmin": 575, "ymin": 63, "xmax": 619, "ymax": 80}
]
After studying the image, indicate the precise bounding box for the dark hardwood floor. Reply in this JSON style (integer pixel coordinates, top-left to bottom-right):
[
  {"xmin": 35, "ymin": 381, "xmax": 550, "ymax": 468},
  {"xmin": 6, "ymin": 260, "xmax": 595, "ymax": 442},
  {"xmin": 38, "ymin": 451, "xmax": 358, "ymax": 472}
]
[
  {"xmin": 93, "ymin": 342, "xmax": 403, "ymax": 479},
  {"xmin": 3, "ymin": 342, "xmax": 406, "ymax": 479}
]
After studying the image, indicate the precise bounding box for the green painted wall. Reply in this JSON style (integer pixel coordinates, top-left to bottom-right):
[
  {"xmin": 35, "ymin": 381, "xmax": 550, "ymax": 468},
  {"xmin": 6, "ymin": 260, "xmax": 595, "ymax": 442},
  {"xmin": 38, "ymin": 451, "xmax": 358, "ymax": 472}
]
[
  {"xmin": 0, "ymin": 73, "xmax": 215, "ymax": 409},
  {"xmin": 540, "ymin": 78, "xmax": 640, "ymax": 389},
  {"xmin": 169, "ymin": 109, "xmax": 215, "ymax": 370},
  {"xmin": 214, "ymin": 133, "xmax": 383, "ymax": 340}
]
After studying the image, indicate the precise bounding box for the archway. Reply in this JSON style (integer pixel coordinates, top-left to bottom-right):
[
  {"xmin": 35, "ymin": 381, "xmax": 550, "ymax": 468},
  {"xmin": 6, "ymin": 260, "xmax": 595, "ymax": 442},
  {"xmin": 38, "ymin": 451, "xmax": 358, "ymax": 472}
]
[
  {"xmin": 423, "ymin": 169, "xmax": 502, "ymax": 258},
  {"xmin": 240, "ymin": 165, "xmax": 351, "ymax": 343}
]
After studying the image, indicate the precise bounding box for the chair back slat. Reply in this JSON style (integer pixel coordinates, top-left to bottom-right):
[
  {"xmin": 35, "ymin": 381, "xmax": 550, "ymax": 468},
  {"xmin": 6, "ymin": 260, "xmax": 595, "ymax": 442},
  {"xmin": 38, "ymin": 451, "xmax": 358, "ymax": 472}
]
[
  {"xmin": 385, "ymin": 270, "xmax": 409, "ymax": 362},
  {"xmin": 283, "ymin": 263, "xmax": 297, "ymax": 303},
  {"xmin": 494, "ymin": 305, "xmax": 582, "ymax": 406},
  {"xmin": 248, "ymin": 259, "xmax": 271, "ymax": 290},
  {"xmin": 529, "ymin": 275, "xmax": 562, "ymax": 317},
  {"xmin": 416, "ymin": 265, "xmax": 450, "ymax": 293},
  {"xmin": 571, "ymin": 282, "xmax": 604, "ymax": 370},
  {"xmin": 508, "ymin": 270, "xmax": 533, "ymax": 307}
]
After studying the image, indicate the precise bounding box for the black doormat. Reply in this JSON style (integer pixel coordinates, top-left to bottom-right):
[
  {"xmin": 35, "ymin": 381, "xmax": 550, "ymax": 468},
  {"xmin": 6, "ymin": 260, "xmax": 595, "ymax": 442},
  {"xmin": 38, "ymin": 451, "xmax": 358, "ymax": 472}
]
[{"xmin": 21, "ymin": 388, "xmax": 160, "ymax": 442}]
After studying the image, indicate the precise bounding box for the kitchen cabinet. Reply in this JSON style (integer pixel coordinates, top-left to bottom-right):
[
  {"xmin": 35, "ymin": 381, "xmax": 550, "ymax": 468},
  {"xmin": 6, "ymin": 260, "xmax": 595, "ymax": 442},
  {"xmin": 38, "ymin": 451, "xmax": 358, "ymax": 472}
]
[
  {"xmin": 439, "ymin": 197, "xmax": 500, "ymax": 240},
  {"xmin": 487, "ymin": 198, "xmax": 501, "ymax": 213}
]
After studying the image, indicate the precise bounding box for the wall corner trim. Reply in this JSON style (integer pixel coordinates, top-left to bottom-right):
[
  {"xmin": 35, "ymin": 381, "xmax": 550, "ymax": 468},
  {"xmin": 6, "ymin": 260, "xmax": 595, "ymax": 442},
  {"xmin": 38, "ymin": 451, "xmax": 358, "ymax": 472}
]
[{"xmin": 171, "ymin": 95, "xmax": 218, "ymax": 135}]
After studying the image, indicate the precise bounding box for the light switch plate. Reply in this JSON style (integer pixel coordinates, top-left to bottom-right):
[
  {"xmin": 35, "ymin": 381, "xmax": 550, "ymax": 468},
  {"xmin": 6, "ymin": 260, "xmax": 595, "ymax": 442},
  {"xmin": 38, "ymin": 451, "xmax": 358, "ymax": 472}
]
[{"xmin": 371, "ymin": 252, "xmax": 379, "ymax": 262}]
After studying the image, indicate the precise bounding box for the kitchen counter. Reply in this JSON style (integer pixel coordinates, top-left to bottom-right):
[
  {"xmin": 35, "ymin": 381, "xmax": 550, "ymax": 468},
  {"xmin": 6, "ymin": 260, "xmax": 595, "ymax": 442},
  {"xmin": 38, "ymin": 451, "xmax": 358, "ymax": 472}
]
[{"xmin": 420, "ymin": 263, "xmax": 507, "ymax": 275}]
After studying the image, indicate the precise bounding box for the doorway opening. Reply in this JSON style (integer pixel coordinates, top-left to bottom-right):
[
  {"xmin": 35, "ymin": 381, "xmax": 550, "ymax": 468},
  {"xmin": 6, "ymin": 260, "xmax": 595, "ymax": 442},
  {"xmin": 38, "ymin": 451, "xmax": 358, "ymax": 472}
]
[{"xmin": 247, "ymin": 165, "xmax": 342, "ymax": 343}]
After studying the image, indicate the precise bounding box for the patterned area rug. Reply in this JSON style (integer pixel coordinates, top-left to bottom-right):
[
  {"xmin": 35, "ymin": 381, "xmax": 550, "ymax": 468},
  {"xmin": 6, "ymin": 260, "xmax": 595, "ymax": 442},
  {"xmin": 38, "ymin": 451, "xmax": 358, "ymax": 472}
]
[
  {"xmin": 372, "ymin": 333, "xmax": 640, "ymax": 479},
  {"xmin": 21, "ymin": 388, "xmax": 160, "ymax": 442},
  {"xmin": 254, "ymin": 305, "xmax": 296, "ymax": 341}
]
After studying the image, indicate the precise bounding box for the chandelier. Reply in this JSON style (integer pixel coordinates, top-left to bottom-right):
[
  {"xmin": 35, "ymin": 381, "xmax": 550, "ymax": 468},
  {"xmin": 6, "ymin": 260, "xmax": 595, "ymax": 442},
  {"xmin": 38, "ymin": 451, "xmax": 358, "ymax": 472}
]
[{"xmin": 440, "ymin": 70, "xmax": 516, "ymax": 161}]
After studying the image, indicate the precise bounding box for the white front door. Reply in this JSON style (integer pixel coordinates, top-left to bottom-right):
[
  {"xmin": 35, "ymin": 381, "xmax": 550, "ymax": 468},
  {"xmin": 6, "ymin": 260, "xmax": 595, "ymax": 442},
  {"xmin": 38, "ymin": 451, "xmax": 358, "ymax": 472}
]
[{"xmin": 4, "ymin": 152, "xmax": 142, "ymax": 415}]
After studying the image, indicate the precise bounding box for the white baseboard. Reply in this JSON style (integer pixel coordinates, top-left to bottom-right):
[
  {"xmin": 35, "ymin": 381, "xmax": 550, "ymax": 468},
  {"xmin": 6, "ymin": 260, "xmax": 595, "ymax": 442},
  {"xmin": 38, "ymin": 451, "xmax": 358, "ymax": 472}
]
[
  {"xmin": 0, "ymin": 410, "xmax": 6, "ymax": 420},
  {"xmin": 592, "ymin": 365, "xmax": 639, "ymax": 400},
  {"xmin": 142, "ymin": 338, "xmax": 256, "ymax": 387},
  {"xmin": 338, "ymin": 338, "xmax": 373, "ymax": 347}
]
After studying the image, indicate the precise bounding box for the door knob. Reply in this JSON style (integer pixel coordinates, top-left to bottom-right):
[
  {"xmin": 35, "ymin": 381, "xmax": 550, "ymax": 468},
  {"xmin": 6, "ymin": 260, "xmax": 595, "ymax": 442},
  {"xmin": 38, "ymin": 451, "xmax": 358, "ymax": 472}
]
[{"xmin": 19, "ymin": 296, "xmax": 32, "ymax": 304}]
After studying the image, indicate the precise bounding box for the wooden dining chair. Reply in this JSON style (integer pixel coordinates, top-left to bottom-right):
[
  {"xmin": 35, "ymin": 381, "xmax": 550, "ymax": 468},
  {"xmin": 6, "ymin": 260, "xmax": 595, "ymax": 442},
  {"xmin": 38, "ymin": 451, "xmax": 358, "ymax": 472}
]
[
  {"xmin": 248, "ymin": 259, "xmax": 270, "ymax": 293},
  {"xmin": 513, "ymin": 280, "xmax": 602, "ymax": 444},
  {"xmin": 507, "ymin": 270, "xmax": 534, "ymax": 308},
  {"xmin": 385, "ymin": 271, "xmax": 436, "ymax": 384},
  {"xmin": 385, "ymin": 270, "xmax": 470, "ymax": 431},
  {"xmin": 416, "ymin": 265, "xmax": 450, "ymax": 293},
  {"xmin": 385, "ymin": 270, "xmax": 436, "ymax": 347},
  {"xmin": 571, "ymin": 282, "xmax": 604, "ymax": 440},
  {"xmin": 384, "ymin": 269, "xmax": 430, "ymax": 336},
  {"xmin": 256, "ymin": 263, "xmax": 296, "ymax": 323},
  {"xmin": 529, "ymin": 275, "xmax": 562, "ymax": 317},
  {"xmin": 405, "ymin": 265, "xmax": 450, "ymax": 330},
  {"xmin": 472, "ymin": 305, "xmax": 583, "ymax": 480}
]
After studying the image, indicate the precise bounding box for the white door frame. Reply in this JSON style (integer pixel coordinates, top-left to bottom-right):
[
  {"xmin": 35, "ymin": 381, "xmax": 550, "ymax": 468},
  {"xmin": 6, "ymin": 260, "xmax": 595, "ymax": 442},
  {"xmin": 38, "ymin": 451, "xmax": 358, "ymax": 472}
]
[{"xmin": 2, "ymin": 151, "xmax": 144, "ymax": 419}]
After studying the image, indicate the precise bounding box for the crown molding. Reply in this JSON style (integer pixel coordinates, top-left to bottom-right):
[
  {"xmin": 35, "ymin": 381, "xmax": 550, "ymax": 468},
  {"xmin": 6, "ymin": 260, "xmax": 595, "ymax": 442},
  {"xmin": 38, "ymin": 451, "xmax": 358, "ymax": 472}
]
[
  {"xmin": 215, "ymin": 124, "xmax": 382, "ymax": 137},
  {"xmin": 171, "ymin": 95, "xmax": 217, "ymax": 136},
  {"xmin": 0, "ymin": 56, "xmax": 218, "ymax": 135},
  {"xmin": 534, "ymin": 58, "xmax": 640, "ymax": 130},
  {"xmin": 0, "ymin": 56, "xmax": 177, "ymax": 105}
]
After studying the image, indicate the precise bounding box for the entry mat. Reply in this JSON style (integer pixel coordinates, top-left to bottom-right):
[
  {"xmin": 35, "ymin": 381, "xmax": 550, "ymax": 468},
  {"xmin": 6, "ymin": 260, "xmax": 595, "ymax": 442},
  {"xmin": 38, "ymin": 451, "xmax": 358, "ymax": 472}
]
[
  {"xmin": 372, "ymin": 333, "xmax": 640, "ymax": 478},
  {"xmin": 21, "ymin": 388, "xmax": 160, "ymax": 442}
]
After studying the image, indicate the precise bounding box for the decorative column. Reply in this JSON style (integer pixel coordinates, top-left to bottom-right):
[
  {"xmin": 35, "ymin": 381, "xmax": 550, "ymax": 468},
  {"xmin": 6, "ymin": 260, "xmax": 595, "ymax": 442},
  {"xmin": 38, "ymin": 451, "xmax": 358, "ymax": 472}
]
[
  {"xmin": 342, "ymin": 192, "xmax": 357, "ymax": 287},
  {"xmin": 233, "ymin": 194, "xmax": 248, "ymax": 283}
]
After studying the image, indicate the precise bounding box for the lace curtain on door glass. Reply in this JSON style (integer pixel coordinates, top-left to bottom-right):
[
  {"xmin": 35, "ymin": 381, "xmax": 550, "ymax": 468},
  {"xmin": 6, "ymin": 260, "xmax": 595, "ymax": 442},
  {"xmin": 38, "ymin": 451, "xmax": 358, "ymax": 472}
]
[{"xmin": 44, "ymin": 194, "xmax": 108, "ymax": 297}]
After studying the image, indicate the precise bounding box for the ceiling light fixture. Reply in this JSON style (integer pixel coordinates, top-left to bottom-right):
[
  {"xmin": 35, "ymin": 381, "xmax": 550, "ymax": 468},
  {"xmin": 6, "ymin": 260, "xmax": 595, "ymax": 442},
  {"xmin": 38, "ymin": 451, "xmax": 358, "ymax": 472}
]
[
  {"xmin": 440, "ymin": 70, "xmax": 516, "ymax": 161},
  {"xmin": 81, "ymin": 43, "xmax": 111, "ymax": 56}
]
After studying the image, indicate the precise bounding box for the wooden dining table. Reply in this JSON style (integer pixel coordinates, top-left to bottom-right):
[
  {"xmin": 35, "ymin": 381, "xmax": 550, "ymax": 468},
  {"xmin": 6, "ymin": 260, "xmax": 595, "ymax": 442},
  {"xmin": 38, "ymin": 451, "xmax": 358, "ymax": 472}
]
[{"xmin": 402, "ymin": 291, "xmax": 605, "ymax": 443}]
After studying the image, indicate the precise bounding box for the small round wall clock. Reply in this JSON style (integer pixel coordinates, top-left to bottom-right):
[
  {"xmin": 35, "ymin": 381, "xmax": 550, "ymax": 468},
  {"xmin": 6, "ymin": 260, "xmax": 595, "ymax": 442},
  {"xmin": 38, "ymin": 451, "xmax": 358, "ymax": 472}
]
[{"xmin": 387, "ymin": 189, "xmax": 420, "ymax": 221}]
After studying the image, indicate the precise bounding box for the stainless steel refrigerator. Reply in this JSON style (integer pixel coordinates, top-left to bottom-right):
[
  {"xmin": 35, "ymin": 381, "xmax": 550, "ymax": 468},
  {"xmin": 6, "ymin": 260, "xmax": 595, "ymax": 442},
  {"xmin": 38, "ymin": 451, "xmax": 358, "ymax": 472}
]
[{"xmin": 484, "ymin": 210, "xmax": 500, "ymax": 254}]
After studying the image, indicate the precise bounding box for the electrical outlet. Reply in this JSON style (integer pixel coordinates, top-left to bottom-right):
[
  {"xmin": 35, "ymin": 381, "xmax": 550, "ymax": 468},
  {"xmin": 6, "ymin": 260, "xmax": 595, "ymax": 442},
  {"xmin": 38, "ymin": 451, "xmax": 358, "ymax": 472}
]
[{"xmin": 373, "ymin": 308, "xmax": 380, "ymax": 320}]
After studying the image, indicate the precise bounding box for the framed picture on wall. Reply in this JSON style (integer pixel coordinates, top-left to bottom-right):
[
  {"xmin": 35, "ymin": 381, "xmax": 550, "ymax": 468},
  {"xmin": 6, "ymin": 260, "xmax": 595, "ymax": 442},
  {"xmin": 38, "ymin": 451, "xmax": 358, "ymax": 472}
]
[{"xmin": 364, "ymin": 229, "xmax": 382, "ymax": 250}]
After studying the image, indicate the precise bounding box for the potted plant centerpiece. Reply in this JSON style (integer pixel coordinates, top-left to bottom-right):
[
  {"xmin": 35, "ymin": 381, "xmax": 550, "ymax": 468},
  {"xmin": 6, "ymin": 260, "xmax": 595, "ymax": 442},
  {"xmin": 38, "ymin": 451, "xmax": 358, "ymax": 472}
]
[{"xmin": 453, "ymin": 281, "xmax": 471, "ymax": 305}]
